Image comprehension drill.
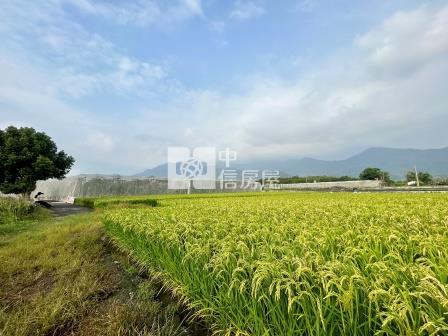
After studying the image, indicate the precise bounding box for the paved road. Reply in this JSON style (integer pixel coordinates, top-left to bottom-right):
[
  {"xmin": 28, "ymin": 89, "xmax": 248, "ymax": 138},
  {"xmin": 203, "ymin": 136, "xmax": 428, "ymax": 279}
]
[{"xmin": 46, "ymin": 202, "xmax": 91, "ymax": 217}]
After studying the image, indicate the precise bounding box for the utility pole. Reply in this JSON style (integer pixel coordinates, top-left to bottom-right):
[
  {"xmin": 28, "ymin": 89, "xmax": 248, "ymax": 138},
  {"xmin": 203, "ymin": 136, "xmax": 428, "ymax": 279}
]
[{"xmin": 414, "ymin": 166, "xmax": 420, "ymax": 187}]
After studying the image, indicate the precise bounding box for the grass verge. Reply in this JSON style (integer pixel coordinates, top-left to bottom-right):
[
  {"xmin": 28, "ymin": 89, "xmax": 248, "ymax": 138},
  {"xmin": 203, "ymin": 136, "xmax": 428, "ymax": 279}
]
[
  {"xmin": 0, "ymin": 209, "xmax": 208, "ymax": 336},
  {"xmin": 0, "ymin": 197, "xmax": 35, "ymax": 225}
]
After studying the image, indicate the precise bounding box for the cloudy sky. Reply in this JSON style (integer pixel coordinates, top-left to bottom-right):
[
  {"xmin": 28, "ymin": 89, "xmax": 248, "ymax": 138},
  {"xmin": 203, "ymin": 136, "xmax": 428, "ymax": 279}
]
[{"xmin": 1, "ymin": 0, "xmax": 447, "ymax": 175}]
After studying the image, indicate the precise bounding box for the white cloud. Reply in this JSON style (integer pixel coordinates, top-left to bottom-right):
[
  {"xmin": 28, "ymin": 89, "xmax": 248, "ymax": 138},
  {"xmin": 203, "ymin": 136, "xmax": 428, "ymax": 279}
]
[
  {"xmin": 171, "ymin": 4, "xmax": 448, "ymax": 159},
  {"xmin": 209, "ymin": 21, "xmax": 226, "ymax": 34},
  {"xmin": 65, "ymin": 0, "xmax": 203, "ymax": 26},
  {"xmin": 295, "ymin": 0, "xmax": 316, "ymax": 13},
  {"xmin": 181, "ymin": 0, "xmax": 204, "ymax": 17},
  {"xmin": 230, "ymin": 0, "xmax": 265, "ymax": 20},
  {"xmin": 109, "ymin": 57, "xmax": 167, "ymax": 93},
  {"xmin": 0, "ymin": 1, "xmax": 174, "ymax": 99},
  {"xmin": 1, "ymin": 2, "xmax": 448, "ymax": 174},
  {"xmin": 86, "ymin": 132, "xmax": 115, "ymax": 152},
  {"xmin": 356, "ymin": 5, "xmax": 448, "ymax": 78},
  {"xmin": 0, "ymin": 52, "xmax": 170, "ymax": 173}
]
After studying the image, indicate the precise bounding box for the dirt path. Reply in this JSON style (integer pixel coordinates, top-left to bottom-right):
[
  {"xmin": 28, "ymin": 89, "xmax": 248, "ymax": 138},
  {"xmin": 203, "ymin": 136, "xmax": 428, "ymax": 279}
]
[
  {"xmin": 47, "ymin": 201, "xmax": 92, "ymax": 217},
  {"xmin": 0, "ymin": 211, "xmax": 210, "ymax": 336}
]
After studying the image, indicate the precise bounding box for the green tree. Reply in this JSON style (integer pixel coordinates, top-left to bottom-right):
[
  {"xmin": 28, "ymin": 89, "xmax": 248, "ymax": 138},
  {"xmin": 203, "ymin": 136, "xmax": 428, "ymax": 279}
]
[
  {"xmin": 0, "ymin": 126, "xmax": 74, "ymax": 196},
  {"xmin": 359, "ymin": 167, "xmax": 391, "ymax": 183},
  {"xmin": 406, "ymin": 171, "xmax": 433, "ymax": 185}
]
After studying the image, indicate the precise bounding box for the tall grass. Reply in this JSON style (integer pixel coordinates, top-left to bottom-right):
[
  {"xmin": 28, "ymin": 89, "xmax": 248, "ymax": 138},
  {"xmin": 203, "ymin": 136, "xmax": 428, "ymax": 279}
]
[
  {"xmin": 105, "ymin": 193, "xmax": 448, "ymax": 335},
  {"xmin": 0, "ymin": 197, "xmax": 34, "ymax": 225},
  {"xmin": 0, "ymin": 213, "xmax": 192, "ymax": 336}
]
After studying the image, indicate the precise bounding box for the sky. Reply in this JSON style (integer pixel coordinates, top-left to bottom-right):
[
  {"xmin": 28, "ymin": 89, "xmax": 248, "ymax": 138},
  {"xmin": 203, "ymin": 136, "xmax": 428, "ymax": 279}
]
[{"xmin": 0, "ymin": 0, "xmax": 447, "ymax": 175}]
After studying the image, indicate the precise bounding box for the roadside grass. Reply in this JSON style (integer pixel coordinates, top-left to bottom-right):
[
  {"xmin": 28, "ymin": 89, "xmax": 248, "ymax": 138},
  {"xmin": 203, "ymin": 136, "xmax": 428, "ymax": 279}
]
[
  {"xmin": 0, "ymin": 209, "xmax": 206, "ymax": 336},
  {"xmin": 0, "ymin": 204, "xmax": 50, "ymax": 247},
  {"xmin": 0, "ymin": 197, "xmax": 35, "ymax": 226}
]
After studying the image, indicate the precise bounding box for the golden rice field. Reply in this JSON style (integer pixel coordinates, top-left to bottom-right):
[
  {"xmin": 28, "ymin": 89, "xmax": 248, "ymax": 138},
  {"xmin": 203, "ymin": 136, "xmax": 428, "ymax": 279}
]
[{"xmin": 104, "ymin": 192, "xmax": 448, "ymax": 335}]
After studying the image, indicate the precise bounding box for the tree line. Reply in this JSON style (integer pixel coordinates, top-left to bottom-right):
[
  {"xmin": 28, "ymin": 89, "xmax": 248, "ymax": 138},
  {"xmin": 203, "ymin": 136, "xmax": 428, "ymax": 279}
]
[{"xmin": 278, "ymin": 167, "xmax": 437, "ymax": 186}]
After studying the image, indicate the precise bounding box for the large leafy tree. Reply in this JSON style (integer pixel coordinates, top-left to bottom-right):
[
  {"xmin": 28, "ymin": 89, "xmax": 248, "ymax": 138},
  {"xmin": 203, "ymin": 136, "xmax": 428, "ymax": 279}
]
[
  {"xmin": 359, "ymin": 167, "xmax": 391, "ymax": 184},
  {"xmin": 0, "ymin": 126, "xmax": 74, "ymax": 196},
  {"xmin": 406, "ymin": 171, "xmax": 433, "ymax": 185}
]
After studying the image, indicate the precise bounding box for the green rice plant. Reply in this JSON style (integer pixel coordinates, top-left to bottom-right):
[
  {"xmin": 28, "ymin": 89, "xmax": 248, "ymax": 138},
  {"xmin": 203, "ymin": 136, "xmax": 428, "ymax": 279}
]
[
  {"xmin": 75, "ymin": 197, "xmax": 158, "ymax": 209},
  {"xmin": 104, "ymin": 193, "xmax": 448, "ymax": 335},
  {"xmin": 75, "ymin": 192, "xmax": 266, "ymax": 209}
]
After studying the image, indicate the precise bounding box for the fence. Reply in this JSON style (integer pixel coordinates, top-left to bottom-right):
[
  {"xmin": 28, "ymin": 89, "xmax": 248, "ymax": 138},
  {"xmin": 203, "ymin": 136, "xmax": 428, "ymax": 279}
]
[{"xmin": 31, "ymin": 176, "xmax": 262, "ymax": 201}]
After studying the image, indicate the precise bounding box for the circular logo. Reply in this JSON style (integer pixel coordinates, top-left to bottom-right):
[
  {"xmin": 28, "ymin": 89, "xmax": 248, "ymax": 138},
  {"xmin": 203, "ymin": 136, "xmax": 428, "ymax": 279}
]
[{"xmin": 179, "ymin": 158, "xmax": 204, "ymax": 179}]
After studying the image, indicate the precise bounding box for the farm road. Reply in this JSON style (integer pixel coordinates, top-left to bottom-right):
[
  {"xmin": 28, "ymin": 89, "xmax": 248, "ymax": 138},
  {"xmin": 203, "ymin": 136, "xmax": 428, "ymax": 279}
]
[{"xmin": 47, "ymin": 201, "xmax": 91, "ymax": 217}]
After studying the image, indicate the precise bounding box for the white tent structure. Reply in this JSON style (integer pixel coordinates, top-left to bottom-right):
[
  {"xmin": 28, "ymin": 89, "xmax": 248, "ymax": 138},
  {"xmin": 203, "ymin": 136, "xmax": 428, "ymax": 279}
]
[{"xmin": 31, "ymin": 175, "xmax": 261, "ymax": 201}]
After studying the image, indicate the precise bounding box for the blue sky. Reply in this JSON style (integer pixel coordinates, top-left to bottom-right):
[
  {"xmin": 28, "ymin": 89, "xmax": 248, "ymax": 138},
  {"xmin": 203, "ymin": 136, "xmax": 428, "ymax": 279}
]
[{"xmin": 1, "ymin": 0, "xmax": 448, "ymax": 174}]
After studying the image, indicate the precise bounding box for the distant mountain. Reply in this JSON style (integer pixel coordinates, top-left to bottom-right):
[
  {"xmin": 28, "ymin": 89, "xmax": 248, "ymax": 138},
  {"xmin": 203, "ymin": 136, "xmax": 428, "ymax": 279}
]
[
  {"xmin": 135, "ymin": 147, "xmax": 448, "ymax": 179},
  {"xmin": 134, "ymin": 162, "xmax": 290, "ymax": 179},
  {"xmin": 134, "ymin": 164, "xmax": 169, "ymax": 178},
  {"xmin": 290, "ymin": 147, "xmax": 448, "ymax": 178}
]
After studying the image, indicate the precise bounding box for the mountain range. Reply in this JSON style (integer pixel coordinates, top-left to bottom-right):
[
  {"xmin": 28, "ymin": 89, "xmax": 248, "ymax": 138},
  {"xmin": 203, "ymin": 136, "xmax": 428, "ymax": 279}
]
[{"xmin": 134, "ymin": 147, "xmax": 448, "ymax": 179}]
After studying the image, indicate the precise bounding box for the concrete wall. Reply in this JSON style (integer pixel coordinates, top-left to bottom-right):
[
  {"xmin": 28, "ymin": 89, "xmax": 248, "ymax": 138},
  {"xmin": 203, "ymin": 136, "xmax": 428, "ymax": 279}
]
[{"xmin": 267, "ymin": 180, "xmax": 383, "ymax": 190}]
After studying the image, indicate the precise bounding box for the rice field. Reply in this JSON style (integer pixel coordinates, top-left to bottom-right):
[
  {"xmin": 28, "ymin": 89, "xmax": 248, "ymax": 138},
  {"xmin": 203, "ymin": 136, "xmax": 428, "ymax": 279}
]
[
  {"xmin": 104, "ymin": 192, "xmax": 448, "ymax": 335},
  {"xmin": 75, "ymin": 192, "xmax": 262, "ymax": 208}
]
